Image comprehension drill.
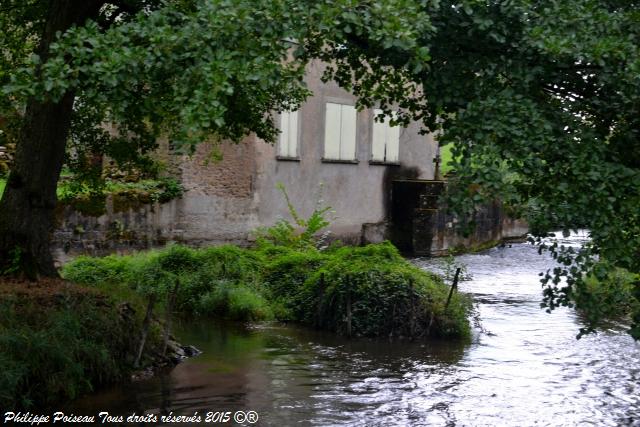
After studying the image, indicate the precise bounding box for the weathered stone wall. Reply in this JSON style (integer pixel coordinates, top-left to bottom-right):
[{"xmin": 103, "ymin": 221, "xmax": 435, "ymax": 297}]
[
  {"xmin": 388, "ymin": 180, "xmax": 528, "ymax": 256},
  {"xmin": 52, "ymin": 139, "xmax": 262, "ymax": 265},
  {"xmin": 52, "ymin": 199, "xmax": 179, "ymax": 265},
  {"xmin": 178, "ymin": 139, "xmax": 257, "ymax": 198}
]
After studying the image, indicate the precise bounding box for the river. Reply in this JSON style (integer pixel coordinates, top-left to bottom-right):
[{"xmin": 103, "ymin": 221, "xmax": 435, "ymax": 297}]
[{"xmin": 69, "ymin": 232, "xmax": 640, "ymax": 426}]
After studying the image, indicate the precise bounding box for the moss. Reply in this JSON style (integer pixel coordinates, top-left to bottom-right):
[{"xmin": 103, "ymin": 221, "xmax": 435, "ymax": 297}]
[
  {"xmin": 112, "ymin": 192, "xmax": 148, "ymax": 213},
  {"xmin": 60, "ymin": 193, "xmax": 107, "ymax": 217},
  {"xmin": 449, "ymin": 239, "xmax": 501, "ymax": 255},
  {"xmin": 56, "ymin": 177, "xmax": 184, "ymax": 217}
]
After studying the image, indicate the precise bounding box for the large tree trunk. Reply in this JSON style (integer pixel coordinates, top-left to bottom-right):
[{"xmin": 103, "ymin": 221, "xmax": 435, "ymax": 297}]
[{"xmin": 0, "ymin": 1, "xmax": 103, "ymax": 278}]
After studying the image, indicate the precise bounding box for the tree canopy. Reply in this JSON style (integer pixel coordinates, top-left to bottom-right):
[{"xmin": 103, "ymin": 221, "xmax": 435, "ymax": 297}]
[
  {"xmin": 2, "ymin": 0, "xmax": 427, "ymax": 180},
  {"xmin": 325, "ymin": 0, "xmax": 640, "ymax": 337},
  {"xmin": 0, "ymin": 0, "xmax": 427, "ymax": 275}
]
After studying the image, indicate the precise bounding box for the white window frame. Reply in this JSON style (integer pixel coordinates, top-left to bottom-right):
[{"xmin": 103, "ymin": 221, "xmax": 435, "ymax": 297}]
[
  {"xmin": 371, "ymin": 109, "xmax": 400, "ymax": 163},
  {"xmin": 323, "ymin": 102, "xmax": 358, "ymax": 162},
  {"xmin": 277, "ymin": 110, "xmax": 299, "ymax": 159}
]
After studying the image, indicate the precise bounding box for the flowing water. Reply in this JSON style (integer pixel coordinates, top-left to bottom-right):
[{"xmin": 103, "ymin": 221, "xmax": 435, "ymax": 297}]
[{"xmin": 69, "ymin": 233, "xmax": 640, "ymax": 426}]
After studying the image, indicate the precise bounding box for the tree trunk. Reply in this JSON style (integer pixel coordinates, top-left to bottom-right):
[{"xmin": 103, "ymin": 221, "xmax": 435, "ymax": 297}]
[{"xmin": 0, "ymin": 1, "xmax": 103, "ymax": 278}]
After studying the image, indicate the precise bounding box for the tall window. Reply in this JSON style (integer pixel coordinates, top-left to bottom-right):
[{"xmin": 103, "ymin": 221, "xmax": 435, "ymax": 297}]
[
  {"xmin": 324, "ymin": 102, "xmax": 357, "ymax": 161},
  {"xmin": 278, "ymin": 110, "xmax": 299, "ymax": 158},
  {"xmin": 371, "ymin": 109, "xmax": 400, "ymax": 163}
]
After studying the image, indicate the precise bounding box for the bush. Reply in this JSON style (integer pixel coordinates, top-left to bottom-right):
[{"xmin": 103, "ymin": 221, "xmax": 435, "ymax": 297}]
[
  {"xmin": 295, "ymin": 243, "xmax": 471, "ymax": 338},
  {"xmin": 63, "ymin": 244, "xmax": 269, "ymax": 321},
  {"xmin": 575, "ymin": 264, "xmax": 639, "ymax": 328},
  {"xmin": 62, "ymin": 254, "xmax": 144, "ymax": 286},
  {"xmin": 260, "ymin": 247, "xmax": 329, "ymax": 320}
]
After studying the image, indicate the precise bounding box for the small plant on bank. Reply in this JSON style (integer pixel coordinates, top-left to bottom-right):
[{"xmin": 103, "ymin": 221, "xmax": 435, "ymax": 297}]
[
  {"xmin": 441, "ymin": 254, "xmax": 473, "ymax": 283},
  {"xmin": 254, "ymin": 183, "xmax": 333, "ymax": 250}
]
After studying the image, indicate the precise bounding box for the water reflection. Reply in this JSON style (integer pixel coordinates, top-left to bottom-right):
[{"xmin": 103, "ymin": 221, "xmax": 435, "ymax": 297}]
[{"xmin": 69, "ymin": 234, "xmax": 640, "ymax": 426}]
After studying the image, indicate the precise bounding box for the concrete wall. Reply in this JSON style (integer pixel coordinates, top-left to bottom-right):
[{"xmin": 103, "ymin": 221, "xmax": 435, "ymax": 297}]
[
  {"xmin": 254, "ymin": 61, "xmax": 436, "ymax": 243},
  {"xmin": 53, "ymin": 199, "xmax": 179, "ymax": 265},
  {"xmin": 427, "ymin": 203, "xmax": 529, "ymax": 256},
  {"xmin": 389, "ymin": 180, "xmax": 528, "ymax": 257}
]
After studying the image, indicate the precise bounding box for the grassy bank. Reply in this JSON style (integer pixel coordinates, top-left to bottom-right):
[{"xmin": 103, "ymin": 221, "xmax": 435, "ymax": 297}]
[
  {"xmin": 1, "ymin": 241, "xmax": 470, "ymax": 410},
  {"xmin": 0, "ymin": 278, "xmax": 165, "ymax": 410},
  {"xmin": 63, "ymin": 242, "xmax": 471, "ymax": 339}
]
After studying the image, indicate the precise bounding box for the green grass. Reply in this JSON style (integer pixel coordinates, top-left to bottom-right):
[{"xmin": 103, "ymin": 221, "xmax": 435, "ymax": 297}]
[
  {"xmin": 0, "ymin": 279, "xmax": 164, "ymax": 410},
  {"xmin": 63, "ymin": 242, "xmax": 472, "ymax": 339},
  {"xmin": 439, "ymin": 144, "xmax": 455, "ymax": 175},
  {"xmin": 0, "ymin": 178, "xmax": 5, "ymax": 197}
]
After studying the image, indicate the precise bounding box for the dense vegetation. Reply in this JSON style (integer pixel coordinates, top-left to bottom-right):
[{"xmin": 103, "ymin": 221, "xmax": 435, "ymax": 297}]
[
  {"xmin": 2, "ymin": 0, "xmax": 637, "ymax": 339},
  {"xmin": 0, "ymin": 278, "xmax": 164, "ymax": 410},
  {"xmin": 0, "ymin": 0, "xmax": 428, "ymax": 277},
  {"xmin": 314, "ymin": 1, "xmax": 640, "ymax": 338},
  {"xmin": 63, "ymin": 242, "xmax": 471, "ymax": 340}
]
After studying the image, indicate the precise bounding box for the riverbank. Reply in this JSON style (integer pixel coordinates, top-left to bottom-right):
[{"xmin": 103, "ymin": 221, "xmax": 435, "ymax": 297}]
[
  {"xmin": 0, "ymin": 278, "xmax": 188, "ymax": 410},
  {"xmin": 67, "ymin": 237, "xmax": 640, "ymax": 425},
  {"xmin": 63, "ymin": 241, "xmax": 471, "ymax": 339},
  {"xmin": 1, "ymin": 241, "xmax": 470, "ymax": 409}
]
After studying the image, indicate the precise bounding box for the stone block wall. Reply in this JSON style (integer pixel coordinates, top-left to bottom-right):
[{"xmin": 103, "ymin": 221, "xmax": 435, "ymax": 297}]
[{"xmin": 389, "ymin": 180, "xmax": 528, "ymax": 256}]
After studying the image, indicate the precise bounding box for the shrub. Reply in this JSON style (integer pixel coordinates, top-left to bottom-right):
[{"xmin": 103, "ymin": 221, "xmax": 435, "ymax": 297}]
[
  {"xmin": 574, "ymin": 264, "xmax": 639, "ymax": 327},
  {"xmin": 63, "ymin": 244, "xmax": 269, "ymax": 321},
  {"xmin": 295, "ymin": 243, "xmax": 471, "ymax": 338},
  {"xmin": 260, "ymin": 247, "xmax": 328, "ymax": 320},
  {"xmin": 195, "ymin": 282, "xmax": 272, "ymax": 321},
  {"xmin": 62, "ymin": 253, "xmax": 146, "ymax": 286},
  {"xmin": 253, "ymin": 183, "xmax": 333, "ymax": 250}
]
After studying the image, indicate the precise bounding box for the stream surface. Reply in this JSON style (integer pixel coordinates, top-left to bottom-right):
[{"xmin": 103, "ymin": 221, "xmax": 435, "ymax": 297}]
[{"xmin": 69, "ymin": 232, "xmax": 640, "ymax": 426}]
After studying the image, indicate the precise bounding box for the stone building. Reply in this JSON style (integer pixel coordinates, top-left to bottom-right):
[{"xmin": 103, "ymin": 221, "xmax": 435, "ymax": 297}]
[
  {"xmin": 53, "ymin": 61, "xmax": 525, "ymax": 262},
  {"xmin": 171, "ymin": 61, "xmax": 437, "ymax": 246}
]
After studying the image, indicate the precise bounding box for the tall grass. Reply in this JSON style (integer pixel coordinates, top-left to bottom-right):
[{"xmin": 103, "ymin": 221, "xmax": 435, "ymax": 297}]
[
  {"xmin": 63, "ymin": 242, "xmax": 471, "ymax": 338},
  {"xmin": 0, "ymin": 291, "xmax": 156, "ymax": 409}
]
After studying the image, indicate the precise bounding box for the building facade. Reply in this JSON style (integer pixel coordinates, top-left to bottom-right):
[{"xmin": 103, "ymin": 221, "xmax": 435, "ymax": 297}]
[
  {"xmin": 53, "ymin": 61, "xmax": 527, "ymax": 263},
  {"xmin": 170, "ymin": 60, "xmax": 438, "ymax": 245}
]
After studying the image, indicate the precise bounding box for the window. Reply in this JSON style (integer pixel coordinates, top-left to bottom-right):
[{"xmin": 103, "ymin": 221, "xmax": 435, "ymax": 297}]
[
  {"xmin": 371, "ymin": 109, "xmax": 400, "ymax": 163},
  {"xmin": 324, "ymin": 102, "xmax": 357, "ymax": 161},
  {"xmin": 278, "ymin": 110, "xmax": 299, "ymax": 158}
]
